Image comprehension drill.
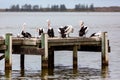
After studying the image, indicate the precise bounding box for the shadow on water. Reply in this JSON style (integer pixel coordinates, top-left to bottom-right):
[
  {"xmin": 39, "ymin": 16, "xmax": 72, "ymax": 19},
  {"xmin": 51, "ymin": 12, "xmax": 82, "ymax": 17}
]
[{"xmin": 0, "ymin": 65, "xmax": 109, "ymax": 80}]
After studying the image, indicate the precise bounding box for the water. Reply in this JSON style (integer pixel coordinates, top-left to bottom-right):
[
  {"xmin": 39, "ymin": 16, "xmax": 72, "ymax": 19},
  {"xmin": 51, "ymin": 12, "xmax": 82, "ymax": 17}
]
[{"xmin": 0, "ymin": 12, "xmax": 120, "ymax": 80}]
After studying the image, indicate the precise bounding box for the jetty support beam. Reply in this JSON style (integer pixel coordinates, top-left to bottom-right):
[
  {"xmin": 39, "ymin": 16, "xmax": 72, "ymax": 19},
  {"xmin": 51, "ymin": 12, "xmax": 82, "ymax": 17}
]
[
  {"xmin": 101, "ymin": 32, "xmax": 109, "ymax": 66},
  {"xmin": 48, "ymin": 47, "xmax": 54, "ymax": 75},
  {"xmin": 73, "ymin": 45, "xmax": 78, "ymax": 73},
  {"xmin": 20, "ymin": 54, "xmax": 25, "ymax": 70},
  {"xmin": 41, "ymin": 33, "xmax": 49, "ymax": 78},
  {"xmin": 5, "ymin": 33, "xmax": 12, "ymax": 71}
]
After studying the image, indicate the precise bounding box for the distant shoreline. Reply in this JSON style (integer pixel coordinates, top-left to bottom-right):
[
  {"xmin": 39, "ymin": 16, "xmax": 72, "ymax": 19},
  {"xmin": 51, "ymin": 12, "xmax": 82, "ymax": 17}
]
[{"xmin": 0, "ymin": 6, "xmax": 120, "ymax": 12}]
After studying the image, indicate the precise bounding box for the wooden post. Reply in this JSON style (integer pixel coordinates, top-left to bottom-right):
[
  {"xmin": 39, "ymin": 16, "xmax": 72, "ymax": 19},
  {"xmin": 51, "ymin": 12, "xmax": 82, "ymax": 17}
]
[
  {"xmin": 48, "ymin": 47, "xmax": 54, "ymax": 75},
  {"xmin": 20, "ymin": 54, "xmax": 25, "ymax": 70},
  {"xmin": 5, "ymin": 70, "xmax": 12, "ymax": 79},
  {"xmin": 101, "ymin": 65, "xmax": 109, "ymax": 78},
  {"xmin": 41, "ymin": 33, "xmax": 48, "ymax": 79},
  {"xmin": 73, "ymin": 45, "xmax": 78, "ymax": 73},
  {"xmin": 5, "ymin": 33, "xmax": 12, "ymax": 70},
  {"xmin": 101, "ymin": 32, "xmax": 108, "ymax": 66}
]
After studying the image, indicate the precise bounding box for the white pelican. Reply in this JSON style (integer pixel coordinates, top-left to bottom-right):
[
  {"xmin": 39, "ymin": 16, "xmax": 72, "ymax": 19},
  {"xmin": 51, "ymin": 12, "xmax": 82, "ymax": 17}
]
[
  {"xmin": 47, "ymin": 19, "xmax": 54, "ymax": 37},
  {"xmin": 37, "ymin": 28, "xmax": 44, "ymax": 37},
  {"xmin": 79, "ymin": 21, "xmax": 88, "ymax": 37},
  {"xmin": 58, "ymin": 25, "xmax": 74, "ymax": 38},
  {"xmin": 58, "ymin": 26, "xmax": 66, "ymax": 38},
  {"xmin": 64, "ymin": 25, "xmax": 74, "ymax": 37},
  {"xmin": 21, "ymin": 23, "xmax": 32, "ymax": 38},
  {"xmin": 90, "ymin": 31, "xmax": 102, "ymax": 37}
]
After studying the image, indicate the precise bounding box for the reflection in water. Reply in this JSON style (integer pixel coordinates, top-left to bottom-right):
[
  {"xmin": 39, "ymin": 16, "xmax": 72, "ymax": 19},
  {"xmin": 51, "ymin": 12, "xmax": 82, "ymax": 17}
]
[
  {"xmin": 41, "ymin": 69, "xmax": 48, "ymax": 80},
  {"xmin": 101, "ymin": 66, "xmax": 109, "ymax": 78},
  {"xmin": 2, "ymin": 65, "xmax": 109, "ymax": 80},
  {"xmin": 20, "ymin": 69, "xmax": 25, "ymax": 77},
  {"xmin": 5, "ymin": 70, "xmax": 12, "ymax": 80}
]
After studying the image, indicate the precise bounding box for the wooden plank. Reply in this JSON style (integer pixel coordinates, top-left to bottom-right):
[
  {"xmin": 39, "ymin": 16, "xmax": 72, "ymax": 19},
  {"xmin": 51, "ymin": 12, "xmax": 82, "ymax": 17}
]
[
  {"xmin": 12, "ymin": 46, "xmax": 44, "ymax": 55},
  {"xmin": 0, "ymin": 39, "xmax": 5, "ymax": 45},
  {"xmin": 0, "ymin": 35, "xmax": 110, "ymax": 52},
  {"xmin": 0, "ymin": 37, "xmax": 101, "ymax": 46},
  {"xmin": 48, "ymin": 37, "xmax": 101, "ymax": 47},
  {"xmin": 0, "ymin": 45, "xmax": 6, "ymax": 50},
  {"xmin": 48, "ymin": 41, "xmax": 101, "ymax": 47},
  {"xmin": 12, "ymin": 38, "xmax": 38, "ymax": 46}
]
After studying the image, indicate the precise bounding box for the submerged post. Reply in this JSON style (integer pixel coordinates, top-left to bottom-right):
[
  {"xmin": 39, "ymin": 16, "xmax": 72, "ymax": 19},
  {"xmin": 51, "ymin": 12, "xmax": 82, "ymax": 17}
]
[
  {"xmin": 73, "ymin": 45, "xmax": 78, "ymax": 73},
  {"xmin": 41, "ymin": 33, "xmax": 48, "ymax": 78},
  {"xmin": 20, "ymin": 54, "xmax": 25, "ymax": 70},
  {"xmin": 5, "ymin": 33, "xmax": 12, "ymax": 70},
  {"xmin": 101, "ymin": 32, "xmax": 108, "ymax": 66}
]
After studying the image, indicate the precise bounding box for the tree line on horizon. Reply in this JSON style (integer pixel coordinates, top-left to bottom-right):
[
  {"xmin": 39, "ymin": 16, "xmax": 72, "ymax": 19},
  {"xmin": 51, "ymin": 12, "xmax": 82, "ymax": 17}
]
[{"xmin": 6, "ymin": 3, "xmax": 95, "ymax": 12}]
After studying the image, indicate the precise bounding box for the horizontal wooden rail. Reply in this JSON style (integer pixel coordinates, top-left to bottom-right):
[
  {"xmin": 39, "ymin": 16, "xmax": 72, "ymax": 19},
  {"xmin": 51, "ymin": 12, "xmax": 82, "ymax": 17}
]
[{"xmin": 0, "ymin": 36, "xmax": 110, "ymax": 54}]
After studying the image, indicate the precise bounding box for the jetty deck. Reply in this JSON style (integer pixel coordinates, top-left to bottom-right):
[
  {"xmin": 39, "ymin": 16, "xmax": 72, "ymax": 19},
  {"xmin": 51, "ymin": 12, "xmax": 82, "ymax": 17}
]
[
  {"xmin": 0, "ymin": 36, "xmax": 109, "ymax": 54},
  {"xmin": 0, "ymin": 32, "xmax": 110, "ymax": 77}
]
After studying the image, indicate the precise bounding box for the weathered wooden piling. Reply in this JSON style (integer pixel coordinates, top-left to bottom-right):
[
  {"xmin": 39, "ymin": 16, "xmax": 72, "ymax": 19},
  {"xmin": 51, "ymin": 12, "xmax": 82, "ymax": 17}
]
[
  {"xmin": 73, "ymin": 45, "xmax": 78, "ymax": 73},
  {"xmin": 41, "ymin": 33, "xmax": 49, "ymax": 77},
  {"xmin": 20, "ymin": 54, "xmax": 25, "ymax": 70},
  {"xmin": 5, "ymin": 33, "xmax": 12, "ymax": 70},
  {"xmin": 101, "ymin": 32, "xmax": 109, "ymax": 66},
  {"xmin": 48, "ymin": 47, "xmax": 54, "ymax": 75},
  {"xmin": 101, "ymin": 65, "xmax": 109, "ymax": 78},
  {"xmin": 5, "ymin": 70, "xmax": 12, "ymax": 79}
]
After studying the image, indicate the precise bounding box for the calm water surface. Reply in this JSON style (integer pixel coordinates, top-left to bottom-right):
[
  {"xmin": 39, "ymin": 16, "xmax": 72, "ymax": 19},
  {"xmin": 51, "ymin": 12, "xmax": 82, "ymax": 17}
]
[{"xmin": 0, "ymin": 12, "xmax": 120, "ymax": 80}]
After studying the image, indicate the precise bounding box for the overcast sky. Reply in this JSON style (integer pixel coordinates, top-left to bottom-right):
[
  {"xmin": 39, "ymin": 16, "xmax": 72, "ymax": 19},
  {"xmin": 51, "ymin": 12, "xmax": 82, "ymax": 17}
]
[{"xmin": 0, "ymin": 0, "xmax": 120, "ymax": 8}]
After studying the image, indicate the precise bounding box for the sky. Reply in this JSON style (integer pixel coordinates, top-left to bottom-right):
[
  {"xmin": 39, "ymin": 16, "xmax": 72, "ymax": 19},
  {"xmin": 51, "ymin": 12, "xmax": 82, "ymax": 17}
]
[{"xmin": 0, "ymin": 0, "xmax": 120, "ymax": 9}]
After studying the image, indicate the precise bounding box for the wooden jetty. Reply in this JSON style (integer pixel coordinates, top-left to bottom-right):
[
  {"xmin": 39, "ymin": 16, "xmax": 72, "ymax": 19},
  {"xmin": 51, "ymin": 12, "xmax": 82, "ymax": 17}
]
[{"xmin": 0, "ymin": 32, "xmax": 110, "ymax": 76}]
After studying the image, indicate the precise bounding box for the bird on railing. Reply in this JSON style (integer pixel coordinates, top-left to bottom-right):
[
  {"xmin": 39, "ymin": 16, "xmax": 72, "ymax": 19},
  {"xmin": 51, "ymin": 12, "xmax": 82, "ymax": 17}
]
[
  {"xmin": 64, "ymin": 25, "xmax": 74, "ymax": 37},
  {"xmin": 58, "ymin": 25, "xmax": 74, "ymax": 38},
  {"xmin": 58, "ymin": 26, "xmax": 66, "ymax": 38},
  {"xmin": 47, "ymin": 19, "xmax": 54, "ymax": 37},
  {"xmin": 37, "ymin": 28, "xmax": 44, "ymax": 37},
  {"xmin": 90, "ymin": 31, "xmax": 102, "ymax": 38},
  {"xmin": 79, "ymin": 21, "xmax": 88, "ymax": 37},
  {"xmin": 21, "ymin": 23, "xmax": 32, "ymax": 38}
]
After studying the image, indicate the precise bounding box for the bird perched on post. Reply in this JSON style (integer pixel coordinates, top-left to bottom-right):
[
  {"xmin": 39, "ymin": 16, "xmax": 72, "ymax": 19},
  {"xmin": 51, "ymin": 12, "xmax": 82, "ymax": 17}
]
[
  {"xmin": 21, "ymin": 23, "xmax": 32, "ymax": 38},
  {"xmin": 79, "ymin": 21, "xmax": 88, "ymax": 37},
  {"xmin": 47, "ymin": 19, "xmax": 54, "ymax": 37}
]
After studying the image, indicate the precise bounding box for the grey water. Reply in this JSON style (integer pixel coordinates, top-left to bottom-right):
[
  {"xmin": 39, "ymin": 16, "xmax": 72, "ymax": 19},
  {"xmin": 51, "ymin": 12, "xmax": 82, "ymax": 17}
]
[{"xmin": 0, "ymin": 12, "xmax": 120, "ymax": 80}]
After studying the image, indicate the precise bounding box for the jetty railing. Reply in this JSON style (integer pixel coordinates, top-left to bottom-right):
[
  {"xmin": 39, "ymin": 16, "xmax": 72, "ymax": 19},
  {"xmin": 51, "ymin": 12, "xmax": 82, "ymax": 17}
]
[{"xmin": 0, "ymin": 32, "xmax": 110, "ymax": 76}]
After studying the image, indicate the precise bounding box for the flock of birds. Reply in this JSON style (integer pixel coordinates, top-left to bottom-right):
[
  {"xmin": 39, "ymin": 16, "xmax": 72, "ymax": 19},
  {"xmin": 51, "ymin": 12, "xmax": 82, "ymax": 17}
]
[{"xmin": 20, "ymin": 20, "xmax": 102, "ymax": 38}]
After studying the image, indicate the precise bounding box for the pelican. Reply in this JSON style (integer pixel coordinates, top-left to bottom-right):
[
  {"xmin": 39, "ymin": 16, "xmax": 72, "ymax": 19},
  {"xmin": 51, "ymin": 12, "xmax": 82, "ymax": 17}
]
[
  {"xmin": 79, "ymin": 21, "xmax": 88, "ymax": 37},
  {"xmin": 58, "ymin": 26, "xmax": 66, "ymax": 38},
  {"xmin": 64, "ymin": 25, "xmax": 74, "ymax": 37},
  {"xmin": 47, "ymin": 19, "xmax": 54, "ymax": 37},
  {"xmin": 21, "ymin": 23, "xmax": 32, "ymax": 38},
  {"xmin": 90, "ymin": 31, "xmax": 102, "ymax": 37},
  {"xmin": 37, "ymin": 28, "xmax": 44, "ymax": 37},
  {"xmin": 58, "ymin": 25, "xmax": 74, "ymax": 38}
]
